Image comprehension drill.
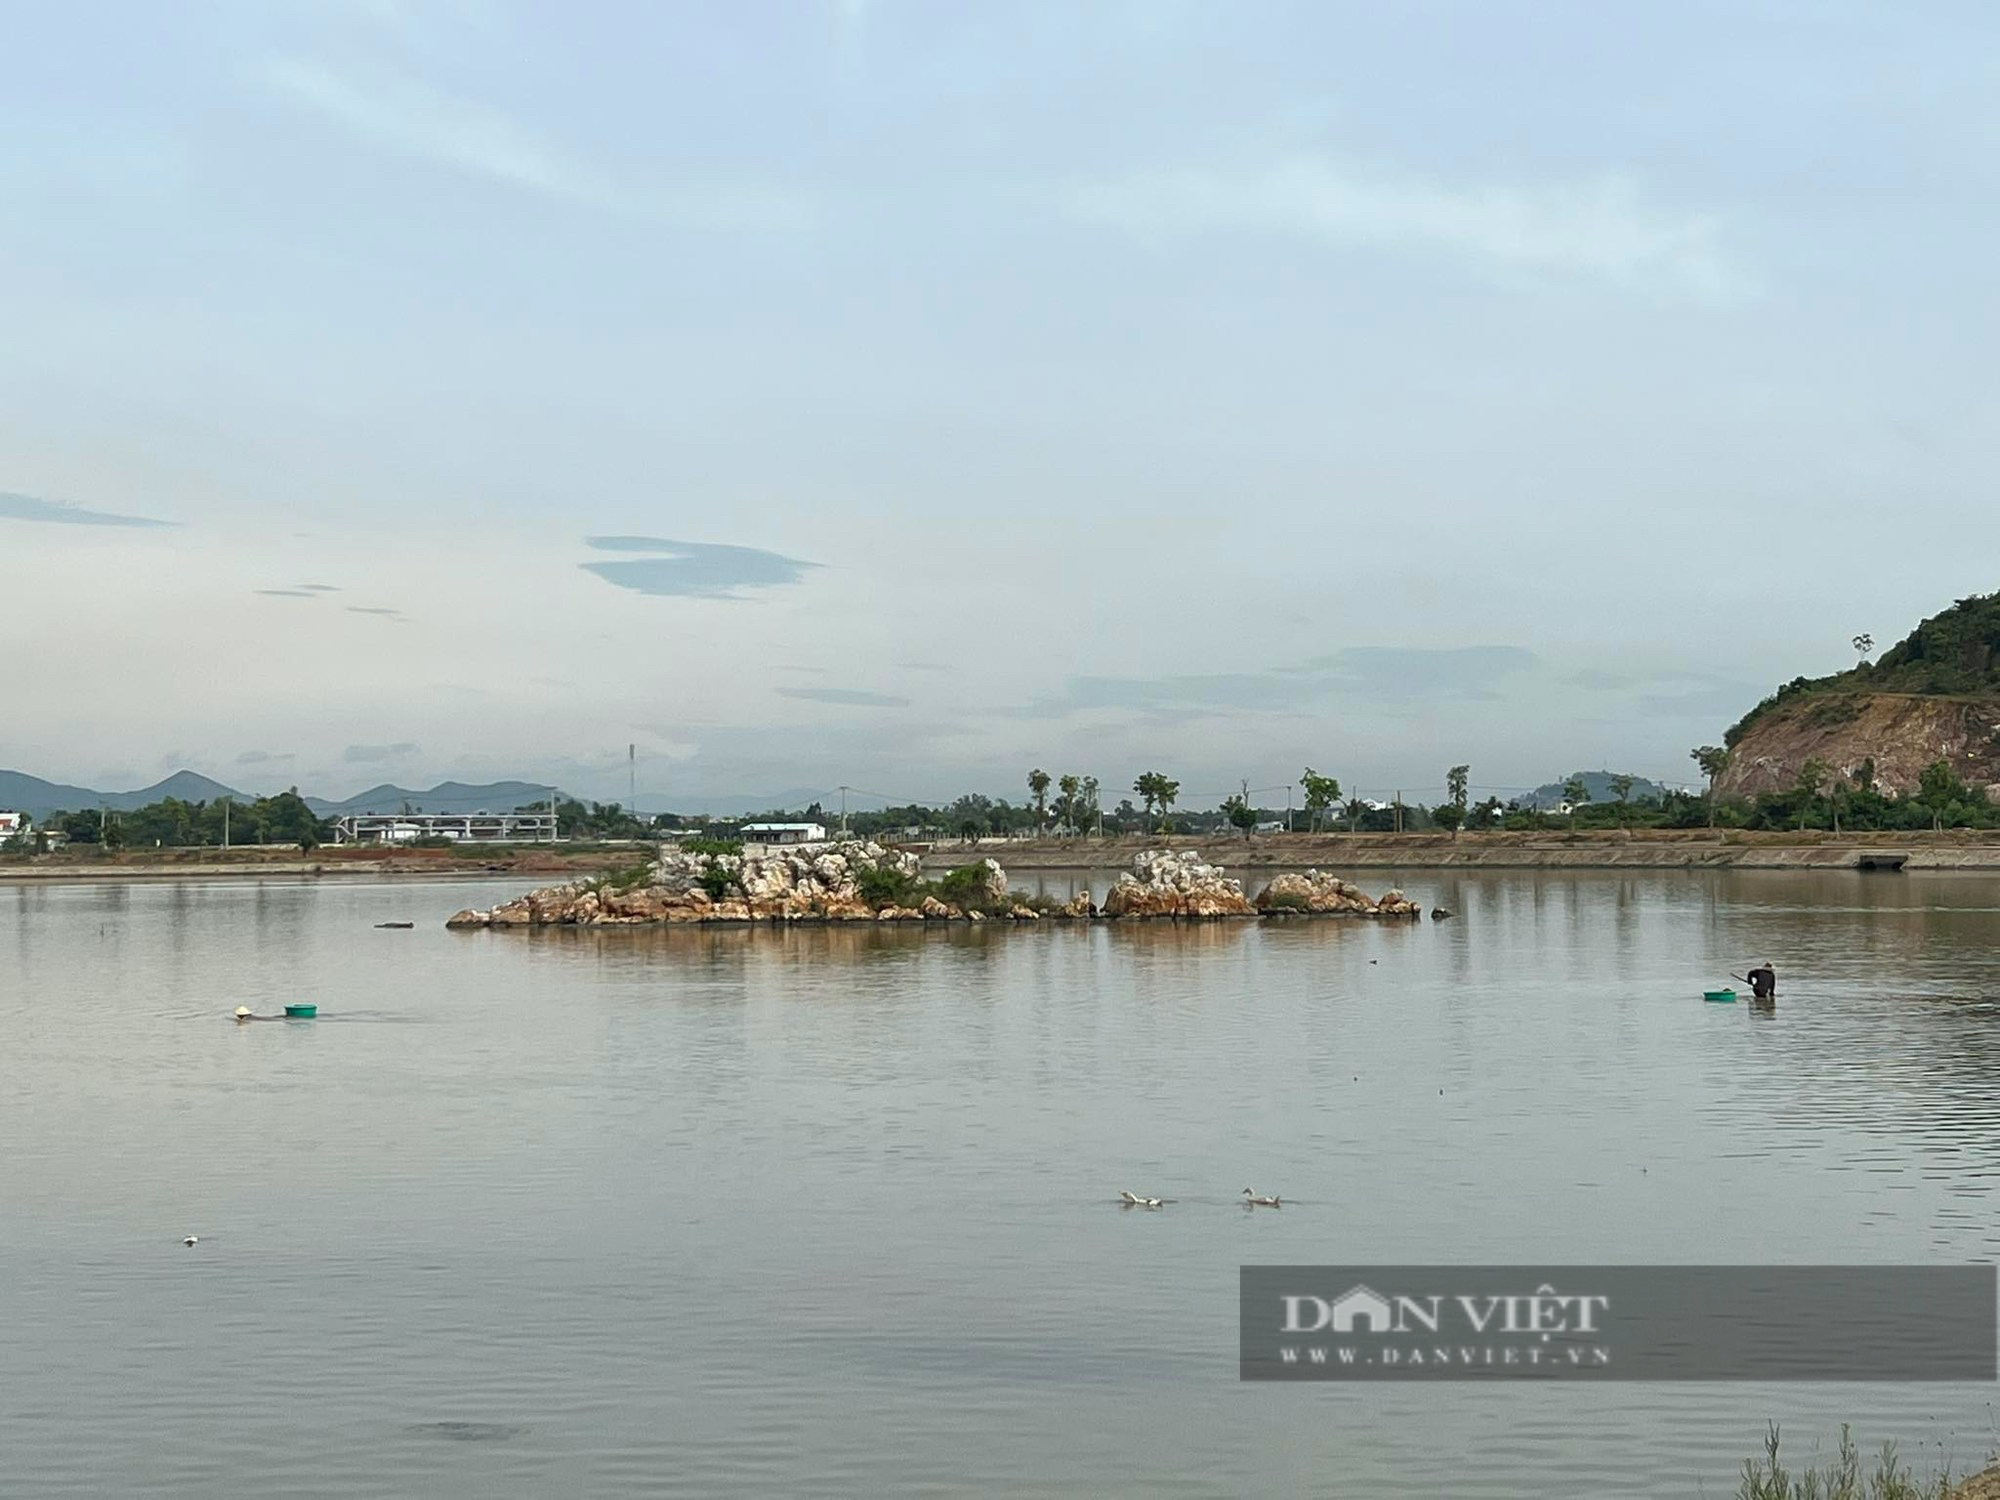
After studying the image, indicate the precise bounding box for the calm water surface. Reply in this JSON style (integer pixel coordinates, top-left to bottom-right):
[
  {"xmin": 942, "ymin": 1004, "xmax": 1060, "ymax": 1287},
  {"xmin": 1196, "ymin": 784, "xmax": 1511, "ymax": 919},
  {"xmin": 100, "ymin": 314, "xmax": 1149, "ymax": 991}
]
[{"xmin": 6, "ymin": 869, "xmax": 2000, "ymax": 1496}]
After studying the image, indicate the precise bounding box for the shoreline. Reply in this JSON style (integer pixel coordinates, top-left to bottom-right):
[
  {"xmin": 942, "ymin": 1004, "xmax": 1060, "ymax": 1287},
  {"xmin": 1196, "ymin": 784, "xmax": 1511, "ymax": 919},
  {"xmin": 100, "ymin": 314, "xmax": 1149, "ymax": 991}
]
[
  {"xmin": 0, "ymin": 849, "xmax": 640, "ymax": 885},
  {"xmin": 8, "ymin": 829, "xmax": 2000, "ymax": 884},
  {"xmin": 923, "ymin": 830, "xmax": 2000, "ymax": 872}
]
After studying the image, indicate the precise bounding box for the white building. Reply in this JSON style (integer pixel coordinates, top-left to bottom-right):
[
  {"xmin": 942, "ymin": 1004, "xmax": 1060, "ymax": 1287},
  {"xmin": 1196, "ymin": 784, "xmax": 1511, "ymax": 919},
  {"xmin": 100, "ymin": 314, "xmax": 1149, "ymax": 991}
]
[
  {"xmin": 0, "ymin": 811, "xmax": 25, "ymax": 843},
  {"xmin": 741, "ymin": 822, "xmax": 828, "ymax": 844}
]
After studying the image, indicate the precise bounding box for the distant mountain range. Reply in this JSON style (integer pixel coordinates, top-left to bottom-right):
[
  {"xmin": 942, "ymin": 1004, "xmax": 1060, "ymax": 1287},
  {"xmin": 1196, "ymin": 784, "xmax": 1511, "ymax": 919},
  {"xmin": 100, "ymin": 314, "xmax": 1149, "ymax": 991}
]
[
  {"xmin": 0, "ymin": 770, "xmax": 566, "ymax": 821},
  {"xmin": 1516, "ymin": 771, "xmax": 1675, "ymax": 809}
]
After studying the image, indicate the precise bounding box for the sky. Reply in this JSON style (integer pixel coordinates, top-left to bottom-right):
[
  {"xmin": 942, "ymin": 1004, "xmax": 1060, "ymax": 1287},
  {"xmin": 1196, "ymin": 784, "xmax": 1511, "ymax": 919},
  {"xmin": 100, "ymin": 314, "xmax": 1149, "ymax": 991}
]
[{"xmin": 4, "ymin": 0, "xmax": 1999, "ymax": 812}]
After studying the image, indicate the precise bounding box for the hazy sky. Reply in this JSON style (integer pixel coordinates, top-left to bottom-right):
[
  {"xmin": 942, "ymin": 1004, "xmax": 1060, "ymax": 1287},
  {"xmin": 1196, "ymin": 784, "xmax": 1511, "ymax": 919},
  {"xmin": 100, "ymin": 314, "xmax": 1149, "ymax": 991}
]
[{"xmin": 5, "ymin": 0, "xmax": 1998, "ymax": 810}]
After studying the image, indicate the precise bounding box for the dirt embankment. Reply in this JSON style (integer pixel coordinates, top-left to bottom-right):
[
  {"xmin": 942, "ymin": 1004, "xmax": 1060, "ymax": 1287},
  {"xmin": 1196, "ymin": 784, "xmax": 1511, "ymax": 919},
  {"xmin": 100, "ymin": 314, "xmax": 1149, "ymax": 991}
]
[
  {"xmin": 920, "ymin": 828, "xmax": 2000, "ymax": 872},
  {"xmin": 1718, "ymin": 692, "xmax": 2000, "ymax": 800},
  {"xmin": 0, "ymin": 844, "xmax": 645, "ymax": 883}
]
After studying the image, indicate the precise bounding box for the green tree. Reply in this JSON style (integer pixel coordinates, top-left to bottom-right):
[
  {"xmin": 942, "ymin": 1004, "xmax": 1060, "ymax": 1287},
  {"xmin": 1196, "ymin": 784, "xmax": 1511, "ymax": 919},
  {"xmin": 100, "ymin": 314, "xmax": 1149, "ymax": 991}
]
[
  {"xmin": 1343, "ymin": 796, "xmax": 1366, "ymax": 833},
  {"xmin": 1609, "ymin": 773, "xmax": 1636, "ymax": 827},
  {"xmin": 1691, "ymin": 746, "xmax": 1732, "ymax": 828},
  {"xmin": 1446, "ymin": 764, "xmax": 1470, "ymax": 811},
  {"xmin": 52, "ymin": 809, "xmax": 104, "ymax": 844},
  {"xmin": 1432, "ymin": 803, "xmax": 1465, "ymax": 835},
  {"xmin": 1562, "ymin": 775, "xmax": 1591, "ymax": 828},
  {"xmin": 1133, "ymin": 772, "xmax": 1180, "ymax": 832},
  {"xmin": 1301, "ymin": 768, "xmax": 1341, "ymax": 833},
  {"xmin": 1793, "ymin": 757, "xmax": 1830, "ymax": 830},
  {"xmin": 255, "ymin": 788, "xmax": 331, "ymax": 850},
  {"xmin": 1056, "ymin": 773, "xmax": 1082, "ymax": 834},
  {"xmin": 1079, "ymin": 775, "xmax": 1100, "ymax": 836},
  {"xmin": 1221, "ymin": 791, "xmax": 1257, "ymax": 840},
  {"xmin": 1027, "ymin": 768, "xmax": 1051, "ymax": 830},
  {"xmin": 1917, "ymin": 759, "xmax": 1964, "ymax": 832}
]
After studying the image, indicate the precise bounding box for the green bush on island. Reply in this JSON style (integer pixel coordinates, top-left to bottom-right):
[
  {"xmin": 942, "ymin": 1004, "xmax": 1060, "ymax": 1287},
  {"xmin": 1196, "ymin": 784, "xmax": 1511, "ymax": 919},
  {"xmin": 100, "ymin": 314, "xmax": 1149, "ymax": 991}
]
[{"xmin": 855, "ymin": 862, "xmax": 926, "ymax": 909}]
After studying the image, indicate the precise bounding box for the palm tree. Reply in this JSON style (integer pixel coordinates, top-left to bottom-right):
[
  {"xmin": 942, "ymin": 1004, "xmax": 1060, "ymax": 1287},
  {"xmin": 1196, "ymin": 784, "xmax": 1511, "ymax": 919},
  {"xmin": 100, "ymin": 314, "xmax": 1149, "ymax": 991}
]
[
  {"xmin": 1690, "ymin": 746, "xmax": 1732, "ymax": 828},
  {"xmin": 1057, "ymin": 774, "xmax": 1081, "ymax": 834},
  {"xmin": 1609, "ymin": 773, "xmax": 1635, "ymax": 827},
  {"xmin": 1562, "ymin": 775, "xmax": 1591, "ymax": 829},
  {"xmin": 1028, "ymin": 768, "xmax": 1050, "ymax": 831}
]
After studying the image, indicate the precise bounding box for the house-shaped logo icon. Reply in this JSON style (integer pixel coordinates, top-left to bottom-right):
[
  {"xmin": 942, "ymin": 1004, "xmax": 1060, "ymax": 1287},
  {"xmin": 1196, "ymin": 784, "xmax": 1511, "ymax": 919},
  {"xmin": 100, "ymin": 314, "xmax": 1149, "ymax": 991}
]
[{"xmin": 1330, "ymin": 1285, "xmax": 1395, "ymax": 1333}]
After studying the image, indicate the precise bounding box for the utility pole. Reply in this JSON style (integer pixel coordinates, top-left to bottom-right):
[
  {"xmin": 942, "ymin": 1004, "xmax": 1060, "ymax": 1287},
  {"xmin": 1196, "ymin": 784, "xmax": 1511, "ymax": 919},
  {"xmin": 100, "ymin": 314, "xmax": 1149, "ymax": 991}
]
[
  {"xmin": 838, "ymin": 785, "xmax": 849, "ymax": 837},
  {"xmin": 1394, "ymin": 791, "xmax": 1404, "ymax": 835},
  {"xmin": 628, "ymin": 744, "xmax": 636, "ymax": 824},
  {"xmin": 222, "ymin": 798, "xmax": 230, "ymax": 851},
  {"xmin": 1286, "ymin": 784, "xmax": 1293, "ymax": 833}
]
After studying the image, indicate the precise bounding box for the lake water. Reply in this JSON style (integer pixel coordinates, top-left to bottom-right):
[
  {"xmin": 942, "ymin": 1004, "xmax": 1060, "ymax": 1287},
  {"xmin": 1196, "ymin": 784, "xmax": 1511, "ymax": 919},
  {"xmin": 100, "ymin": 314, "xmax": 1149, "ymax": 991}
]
[{"xmin": 5, "ymin": 868, "xmax": 2000, "ymax": 1497}]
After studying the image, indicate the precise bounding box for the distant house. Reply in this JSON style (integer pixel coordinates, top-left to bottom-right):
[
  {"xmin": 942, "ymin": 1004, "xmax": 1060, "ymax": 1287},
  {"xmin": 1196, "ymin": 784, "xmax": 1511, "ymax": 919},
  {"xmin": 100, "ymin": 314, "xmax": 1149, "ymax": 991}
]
[
  {"xmin": 741, "ymin": 822, "xmax": 828, "ymax": 845},
  {"xmin": 0, "ymin": 813, "xmax": 60, "ymax": 851}
]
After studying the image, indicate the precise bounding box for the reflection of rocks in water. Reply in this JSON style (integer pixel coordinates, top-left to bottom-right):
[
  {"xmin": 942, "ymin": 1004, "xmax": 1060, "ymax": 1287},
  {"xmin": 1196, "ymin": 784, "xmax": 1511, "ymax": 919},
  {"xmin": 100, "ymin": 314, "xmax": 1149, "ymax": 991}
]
[
  {"xmin": 1106, "ymin": 917, "xmax": 1251, "ymax": 953},
  {"xmin": 408, "ymin": 1421, "xmax": 524, "ymax": 1442}
]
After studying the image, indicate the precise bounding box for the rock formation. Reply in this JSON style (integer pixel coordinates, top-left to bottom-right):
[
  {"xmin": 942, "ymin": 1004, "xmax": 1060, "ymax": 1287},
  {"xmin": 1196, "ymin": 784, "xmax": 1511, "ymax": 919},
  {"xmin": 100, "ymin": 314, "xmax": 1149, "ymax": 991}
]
[
  {"xmin": 446, "ymin": 842, "xmax": 1421, "ymax": 929},
  {"xmin": 1252, "ymin": 869, "xmax": 1420, "ymax": 917},
  {"xmin": 1101, "ymin": 849, "xmax": 1257, "ymax": 918},
  {"xmin": 447, "ymin": 839, "xmax": 947, "ymax": 929}
]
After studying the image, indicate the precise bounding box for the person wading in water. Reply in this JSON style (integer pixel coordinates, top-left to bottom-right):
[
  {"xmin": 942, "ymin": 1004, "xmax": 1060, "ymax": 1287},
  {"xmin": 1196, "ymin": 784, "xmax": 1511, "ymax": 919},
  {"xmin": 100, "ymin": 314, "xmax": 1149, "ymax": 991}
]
[{"xmin": 1745, "ymin": 962, "xmax": 1777, "ymax": 1001}]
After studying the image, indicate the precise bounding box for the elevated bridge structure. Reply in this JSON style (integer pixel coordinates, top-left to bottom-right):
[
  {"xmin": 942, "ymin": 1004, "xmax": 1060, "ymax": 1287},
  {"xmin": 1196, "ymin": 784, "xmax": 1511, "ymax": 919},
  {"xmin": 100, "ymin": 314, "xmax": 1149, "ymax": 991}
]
[{"xmin": 331, "ymin": 811, "xmax": 558, "ymax": 845}]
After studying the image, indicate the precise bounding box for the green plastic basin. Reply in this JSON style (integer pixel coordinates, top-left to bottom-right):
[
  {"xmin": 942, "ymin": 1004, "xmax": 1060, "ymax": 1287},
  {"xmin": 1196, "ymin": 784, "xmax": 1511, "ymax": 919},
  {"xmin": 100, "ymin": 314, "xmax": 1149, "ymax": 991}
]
[
  {"xmin": 1702, "ymin": 989, "xmax": 1736, "ymax": 1003},
  {"xmin": 284, "ymin": 1003, "xmax": 318, "ymax": 1018}
]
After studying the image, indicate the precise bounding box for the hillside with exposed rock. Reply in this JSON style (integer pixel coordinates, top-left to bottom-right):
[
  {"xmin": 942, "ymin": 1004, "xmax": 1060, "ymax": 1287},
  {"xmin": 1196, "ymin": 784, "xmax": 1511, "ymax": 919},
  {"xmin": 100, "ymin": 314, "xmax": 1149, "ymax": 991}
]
[{"xmin": 1717, "ymin": 592, "xmax": 2000, "ymax": 800}]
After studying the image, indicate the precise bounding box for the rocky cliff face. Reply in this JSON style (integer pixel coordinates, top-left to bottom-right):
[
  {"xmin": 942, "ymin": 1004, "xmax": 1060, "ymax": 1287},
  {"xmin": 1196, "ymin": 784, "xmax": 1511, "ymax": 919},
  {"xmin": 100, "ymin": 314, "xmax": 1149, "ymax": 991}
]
[{"xmin": 1715, "ymin": 694, "xmax": 2000, "ymax": 800}]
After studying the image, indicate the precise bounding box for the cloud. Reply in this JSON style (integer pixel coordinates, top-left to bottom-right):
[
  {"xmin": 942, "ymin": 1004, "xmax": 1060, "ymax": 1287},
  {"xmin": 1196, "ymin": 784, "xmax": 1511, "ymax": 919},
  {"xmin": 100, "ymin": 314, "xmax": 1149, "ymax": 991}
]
[
  {"xmin": 0, "ymin": 491, "xmax": 174, "ymax": 528},
  {"xmin": 265, "ymin": 57, "xmax": 604, "ymax": 202},
  {"xmin": 1299, "ymin": 646, "xmax": 1539, "ymax": 698},
  {"xmin": 235, "ymin": 750, "xmax": 295, "ymax": 765},
  {"xmin": 345, "ymin": 605, "xmax": 407, "ymax": 619},
  {"xmin": 1028, "ymin": 646, "xmax": 1539, "ymax": 721},
  {"xmin": 899, "ymin": 661, "xmax": 952, "ymax": 672},
  {"xmin": 1072, "ymin": 157, "xmax": 1744, "ymax": 299},
  {"xmin": 297, "ymin": 583, "xmax": 341, "ymax": 593},
  {"xmin": 581, "ymin": 536, "xmax": 821, "ymax": 600},
  {"xmin": 775, "ymin": 687, "xmax": 911, "ymax": 708},
  {"xmin": 343, "ymin": 742, "xmax": 420, "ymax": 763},
  {"xmin": 257, "ymin": 588, "xmax": 318, "ymax": 598},
  {"xmin": 1563, "ymin": 665, "xmax": 1761, "ymax": 721},
  {"xmin": 262, "ymin": 58, "xmax": 811, "ymax": 230}
]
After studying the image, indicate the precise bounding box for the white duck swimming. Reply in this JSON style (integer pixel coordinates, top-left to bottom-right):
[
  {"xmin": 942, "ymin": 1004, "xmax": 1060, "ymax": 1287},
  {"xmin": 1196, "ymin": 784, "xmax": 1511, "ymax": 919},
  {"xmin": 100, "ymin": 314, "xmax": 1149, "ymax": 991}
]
[
  {"xmin": 1119, "ymin": 1191, "xmax": 1164, "ymax": 1209},
  {"xmin": 1241, "ymin": 1188, "xmax": 1282, "ymax": 1208}
]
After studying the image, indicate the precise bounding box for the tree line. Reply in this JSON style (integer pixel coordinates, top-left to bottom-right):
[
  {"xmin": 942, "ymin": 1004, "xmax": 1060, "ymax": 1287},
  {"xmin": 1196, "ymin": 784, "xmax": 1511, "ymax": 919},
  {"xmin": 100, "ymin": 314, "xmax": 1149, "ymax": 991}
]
[{"xmin": 4, "ymin": 790, "xmax": 333, "ymax": 852}]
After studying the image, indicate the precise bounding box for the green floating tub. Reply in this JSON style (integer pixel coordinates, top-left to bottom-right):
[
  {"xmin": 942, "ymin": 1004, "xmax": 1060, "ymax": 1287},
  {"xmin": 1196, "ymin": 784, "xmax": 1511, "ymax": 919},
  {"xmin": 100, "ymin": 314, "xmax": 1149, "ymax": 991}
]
[
  {"xmin": 284, "ymin": 1003, "xmax": 318, "ymax": 1018},
  {"xmin": 1702, "ymin": 989, "xmax": 1736, "ymax": 1004}
]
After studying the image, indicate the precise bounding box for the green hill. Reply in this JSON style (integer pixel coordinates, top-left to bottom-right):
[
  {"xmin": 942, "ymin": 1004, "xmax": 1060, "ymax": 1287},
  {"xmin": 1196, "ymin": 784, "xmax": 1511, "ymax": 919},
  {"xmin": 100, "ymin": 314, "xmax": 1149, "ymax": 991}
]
[{"xmin": 1727, "ymin": 590, "xmax": 2000, "ymax": 747}]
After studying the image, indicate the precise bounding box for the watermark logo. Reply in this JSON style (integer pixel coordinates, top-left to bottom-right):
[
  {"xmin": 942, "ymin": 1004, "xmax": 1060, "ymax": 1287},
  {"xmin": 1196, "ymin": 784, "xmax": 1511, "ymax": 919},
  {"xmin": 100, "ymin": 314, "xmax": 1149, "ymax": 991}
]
[{"xmin": 1241, "ymin": 1266, "xmax": 1995, "ymax": 1382}]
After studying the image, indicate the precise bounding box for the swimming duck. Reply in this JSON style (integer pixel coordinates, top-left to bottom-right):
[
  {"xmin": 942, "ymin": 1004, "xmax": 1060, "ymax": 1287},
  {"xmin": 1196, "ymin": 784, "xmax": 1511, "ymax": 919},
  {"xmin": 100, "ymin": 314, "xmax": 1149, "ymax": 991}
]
[
  {"xmin": 183, "ymin": 1236, "xmax": 199, "ymax": 1247},
  {"xmin": 1241, "ymin": 1188, "xmax": 1282, "ymax": 1208},
  {"xmin": 1119, "ymin": 1191, "xmax": 1164, "ymax": 1209}
]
